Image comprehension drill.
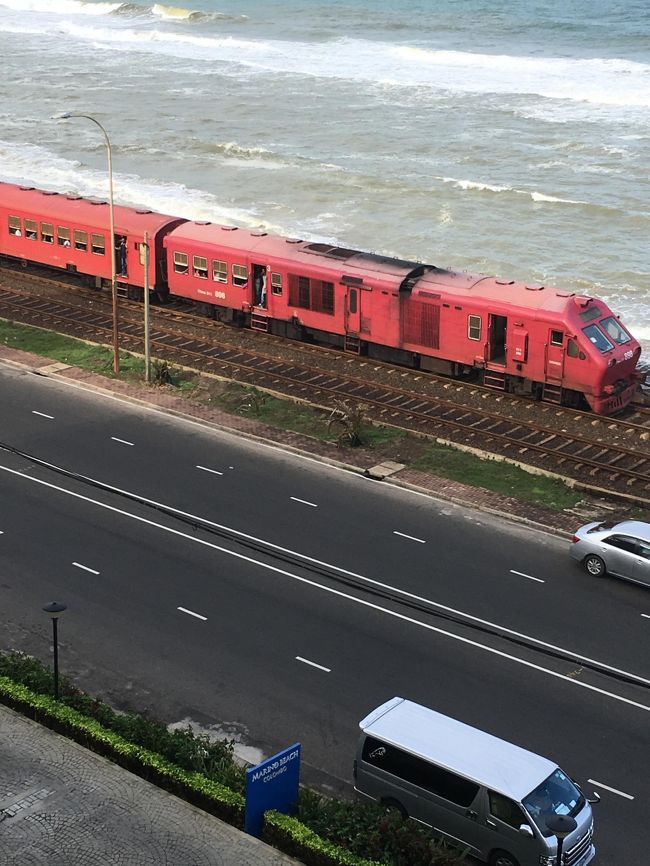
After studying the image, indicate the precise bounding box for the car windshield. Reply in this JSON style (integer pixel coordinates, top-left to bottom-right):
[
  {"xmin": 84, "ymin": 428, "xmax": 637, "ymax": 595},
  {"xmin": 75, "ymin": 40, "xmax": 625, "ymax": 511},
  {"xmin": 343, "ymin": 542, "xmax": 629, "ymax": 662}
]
[
  {"xmin": 600, "ymin": 316, "xmax": 631, "ymax": 346},
  {"xmin": 522, "ymin": 769, "xmax": 584, "ymax": 837},
  {"xmin": 583, "ymin": 324, "xmax": 614, "ymax": 353}
]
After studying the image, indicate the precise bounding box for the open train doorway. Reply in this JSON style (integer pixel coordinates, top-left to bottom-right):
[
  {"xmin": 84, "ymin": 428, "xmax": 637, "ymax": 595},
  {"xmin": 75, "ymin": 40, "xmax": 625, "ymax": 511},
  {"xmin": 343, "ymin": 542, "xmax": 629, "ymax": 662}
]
[{"xmin": 488, "ymin": 314, "xmax": 507, "ymax": 363}]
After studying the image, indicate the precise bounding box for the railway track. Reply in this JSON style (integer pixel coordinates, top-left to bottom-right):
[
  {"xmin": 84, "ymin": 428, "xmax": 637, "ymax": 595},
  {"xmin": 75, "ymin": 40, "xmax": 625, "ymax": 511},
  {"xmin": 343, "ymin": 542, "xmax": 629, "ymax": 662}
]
[{"xmin": 1, "ymin": 276, "xmax": 650, "ymax": 505}]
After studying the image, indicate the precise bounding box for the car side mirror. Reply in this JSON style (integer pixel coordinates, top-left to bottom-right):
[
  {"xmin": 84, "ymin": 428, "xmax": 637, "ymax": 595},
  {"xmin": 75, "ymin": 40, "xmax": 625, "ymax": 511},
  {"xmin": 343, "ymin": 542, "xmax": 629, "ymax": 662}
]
[
  {"xmin": 519, "ymin": 824, "xmax": 534, "ymax": 838},
  {"xmin": 587, "ymin": 792, "xmax": 601, "ymax": 805}
]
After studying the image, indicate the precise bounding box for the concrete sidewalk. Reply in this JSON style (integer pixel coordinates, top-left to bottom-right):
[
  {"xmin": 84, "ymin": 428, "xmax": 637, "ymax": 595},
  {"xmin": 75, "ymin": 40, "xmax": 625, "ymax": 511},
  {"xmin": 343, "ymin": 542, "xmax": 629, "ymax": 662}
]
[{"xmin": 0, "ymin": 704, "xmax": 302, "ymax": 866}]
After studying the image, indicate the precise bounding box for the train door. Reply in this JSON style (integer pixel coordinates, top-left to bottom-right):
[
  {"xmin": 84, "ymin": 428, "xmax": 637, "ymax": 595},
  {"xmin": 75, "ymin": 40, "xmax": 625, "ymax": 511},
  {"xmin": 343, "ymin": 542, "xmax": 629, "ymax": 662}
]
[
  {"xmin": 487, "ymin": 314, "xmax": 507, "ymax": 364},
  {"xmin": 253, "ymin": 263, "xmax": 267, "ymax": 308},
  {"xmin": 346, "ymin": 287, "xmax": 361, "ymax": 334},
  {"xmin": 545, "ymin": 328, "xmax": 565, "ymax": 381}
]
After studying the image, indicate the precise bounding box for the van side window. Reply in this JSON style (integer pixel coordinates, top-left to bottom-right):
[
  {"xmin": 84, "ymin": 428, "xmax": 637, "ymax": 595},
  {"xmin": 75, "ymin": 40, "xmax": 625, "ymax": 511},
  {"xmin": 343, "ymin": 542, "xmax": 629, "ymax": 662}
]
[
  {"xmin": 361, "ymin": 736, "xmax": 479, "ymax": 807},
  {"xmin": 488, "ymin": 791, "xmax": 527, "ymax": 828}
]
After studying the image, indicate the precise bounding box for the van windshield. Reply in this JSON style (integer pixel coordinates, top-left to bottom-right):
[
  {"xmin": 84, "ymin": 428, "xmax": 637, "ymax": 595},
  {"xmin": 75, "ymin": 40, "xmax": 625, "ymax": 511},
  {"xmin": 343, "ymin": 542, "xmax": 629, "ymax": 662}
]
[{"xmin": 522, "ymin": 769, "xmax": 585, "ymax": 837}]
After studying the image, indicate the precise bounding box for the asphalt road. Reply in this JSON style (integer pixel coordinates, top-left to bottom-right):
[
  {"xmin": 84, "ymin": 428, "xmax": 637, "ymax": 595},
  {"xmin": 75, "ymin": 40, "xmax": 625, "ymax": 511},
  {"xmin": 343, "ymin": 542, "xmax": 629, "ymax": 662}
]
[{"xmin": 1, "ymin": 364, "xmax": 649, "ymax": 865}]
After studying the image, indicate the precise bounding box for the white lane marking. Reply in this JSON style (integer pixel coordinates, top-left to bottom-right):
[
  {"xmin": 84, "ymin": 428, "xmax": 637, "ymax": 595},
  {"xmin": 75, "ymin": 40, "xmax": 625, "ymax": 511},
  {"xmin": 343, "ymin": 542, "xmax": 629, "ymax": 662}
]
[
  {"xmin": 588, "ymin": 779, "xmax": 635, "ymax": 800},
  {"xmin": 3, "ymin": 462, "xmax": 650, "ymax": 709},
  {"xmin": 196, "ymin": 465, "xmax": 224, "ymax": 476},
  {"xmin": 177, "ymin": 607, "xmax": 207, "ymax": 621},
  {"xmin": 32, "ymin": 411, "xmax": 54, "ymax": 419},
  {"xmin": 296, "ymin": 656, "xmax": 331, "ymax": 673},
  {"xmin": 393, "ymin": 531, "xmax": 426, "ymax": 544},
  {"xmin": 111, "ymin": 437, "xmax": 134, "ymax": 446},
  {"xmin": 291, "ymin": 497, "xmax": 317, "ymax": 507},
  {"xmin": 72, "ymin": 562, "xmax": 100, "ymax": 575},
  {"xmin": 642, "ymin": 614, "xmax": 650, "ymax": 620},
  {"xmin": 510, "ymin": 569, "xmax": 545, "ymax": 584}
]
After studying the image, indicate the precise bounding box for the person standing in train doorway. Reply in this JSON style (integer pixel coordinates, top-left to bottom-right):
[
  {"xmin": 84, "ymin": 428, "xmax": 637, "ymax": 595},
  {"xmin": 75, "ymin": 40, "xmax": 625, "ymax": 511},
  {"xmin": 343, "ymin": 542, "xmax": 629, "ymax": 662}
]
[{"xmin": 118, "ymin": 237, "xmax": 128, "ymax": 276}]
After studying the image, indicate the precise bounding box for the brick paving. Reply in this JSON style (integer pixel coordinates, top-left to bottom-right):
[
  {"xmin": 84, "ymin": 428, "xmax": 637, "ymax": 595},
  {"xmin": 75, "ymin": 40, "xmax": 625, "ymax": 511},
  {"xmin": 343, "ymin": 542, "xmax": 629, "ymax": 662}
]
[{"xmin": 0, "ymin": 706, "xmax": 301, "ymax": 866}]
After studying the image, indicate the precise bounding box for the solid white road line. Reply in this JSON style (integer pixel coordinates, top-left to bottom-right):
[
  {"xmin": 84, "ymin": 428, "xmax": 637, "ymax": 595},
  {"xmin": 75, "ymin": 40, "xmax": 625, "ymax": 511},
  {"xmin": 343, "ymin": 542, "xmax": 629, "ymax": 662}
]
[
  {"xmin": 291, "ymin": 497, "xmax": 317, "ymax": 507},
  {"xmin": 642, "ymin": 614, "xmax": 650, "ymax": 620},
  {"xmin": 296, "ymin": 656, "xmax": 331, "ymax": 672},
  {"xmin": 588, "ymin": 779, "xmax": 635, "ymax": 800},
  {"xmin": 72, "ymin": 562, "xmax": 100, "ymax": 575},
  {"xmin": 32, "ymin": 411, "xmax": 54, "ymax": 419},
  {"xmin": 393, "ymin": 531, "xmax": 426, "ymax": 544},
  {"xmin": 510, "ymin": 569, "xmax": 545, "ymax": 584},
  {"xmin": 111, "ymin": 437, "xmax": 134, "ymax": 446},
  {"xmin": 177, "ymin": 607, "xmax": 207, "ymax": 621},
  {"xmin": 3, "ymin": 462, "xmax": 650, "ymax": 710},
  {"xmin": 196, "ymin": 465, "xmax": 224, "ymax": 475}
]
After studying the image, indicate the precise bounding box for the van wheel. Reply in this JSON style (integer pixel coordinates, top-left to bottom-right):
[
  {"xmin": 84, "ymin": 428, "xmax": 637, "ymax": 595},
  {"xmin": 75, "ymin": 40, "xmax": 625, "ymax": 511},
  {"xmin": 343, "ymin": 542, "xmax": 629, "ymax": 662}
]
[
  {"xmin": 489, "ymin": 852, "xmax": 519, "ymax": 866},
  {"xmin": 380, "ymin": 798, "xmax": 407, "ymax": 820},
  {"xmin": 583, "ymin": 554, "xmax": 606, "ymax": 577}
]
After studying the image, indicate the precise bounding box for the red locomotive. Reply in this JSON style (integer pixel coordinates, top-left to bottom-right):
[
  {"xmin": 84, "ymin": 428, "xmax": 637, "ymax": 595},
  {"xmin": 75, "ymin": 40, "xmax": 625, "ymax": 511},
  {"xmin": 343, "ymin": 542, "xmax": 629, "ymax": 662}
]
[{"xmin": 1, "ymin": 181, "xmax": 642, "ymax": 415}]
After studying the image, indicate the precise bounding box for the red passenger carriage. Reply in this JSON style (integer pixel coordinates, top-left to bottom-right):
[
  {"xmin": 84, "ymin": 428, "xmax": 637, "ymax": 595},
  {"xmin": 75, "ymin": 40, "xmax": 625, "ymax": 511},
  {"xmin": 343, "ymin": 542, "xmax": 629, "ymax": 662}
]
[{"xmin": 0, "ymin": 182, "xmax": 184, "ymax": 298}]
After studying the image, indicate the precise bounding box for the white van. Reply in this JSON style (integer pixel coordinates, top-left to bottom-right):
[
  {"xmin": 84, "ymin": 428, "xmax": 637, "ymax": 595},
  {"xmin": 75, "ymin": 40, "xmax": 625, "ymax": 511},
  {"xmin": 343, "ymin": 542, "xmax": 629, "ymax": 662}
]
[{"xmin": 354, "ymin": 698, "xmax": 597, "ymax": 866}]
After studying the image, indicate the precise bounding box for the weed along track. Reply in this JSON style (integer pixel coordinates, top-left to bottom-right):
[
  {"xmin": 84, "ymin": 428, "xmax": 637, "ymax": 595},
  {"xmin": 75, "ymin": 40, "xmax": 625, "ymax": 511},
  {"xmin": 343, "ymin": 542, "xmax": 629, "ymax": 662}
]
[{"xmin": 1, "ymin": 273, "xmax": 650, "ymax": 507}]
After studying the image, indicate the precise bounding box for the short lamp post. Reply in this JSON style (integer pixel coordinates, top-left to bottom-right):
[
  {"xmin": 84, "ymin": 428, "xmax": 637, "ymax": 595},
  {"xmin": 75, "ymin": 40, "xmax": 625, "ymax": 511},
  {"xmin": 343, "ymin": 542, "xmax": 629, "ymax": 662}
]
[
  {"xmin": 42, "ymin": 601, "xmax": 67, "ymax": 700},
  {"xmin": 52, "ymin": 111, "xmax": 120, "ymax": 374},
  {"xmin": 546, "ymin": 814, "xmax": 578, "ymax": 866}
]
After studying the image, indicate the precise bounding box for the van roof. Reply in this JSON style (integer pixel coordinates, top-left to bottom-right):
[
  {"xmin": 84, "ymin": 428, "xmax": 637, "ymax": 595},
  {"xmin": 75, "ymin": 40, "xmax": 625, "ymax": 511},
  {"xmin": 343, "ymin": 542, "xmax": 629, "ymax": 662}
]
[{"xmin": 359, "ymin": 698, "xmax": 557, "ymax": 801}]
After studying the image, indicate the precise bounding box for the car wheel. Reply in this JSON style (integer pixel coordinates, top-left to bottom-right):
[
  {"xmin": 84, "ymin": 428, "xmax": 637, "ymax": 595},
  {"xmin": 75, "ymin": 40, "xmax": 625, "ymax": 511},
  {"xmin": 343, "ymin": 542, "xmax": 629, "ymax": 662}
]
[
  {"xmin": 489, "ymin": 851, "xmax": 520, "ymax": 866},
  {"xmin": 584, "ymin": 554, "xmax": 606, "ymax": 577},
  {"xmin": 380, "ymin": 797, "xmax": 408, "ymax": 820}
]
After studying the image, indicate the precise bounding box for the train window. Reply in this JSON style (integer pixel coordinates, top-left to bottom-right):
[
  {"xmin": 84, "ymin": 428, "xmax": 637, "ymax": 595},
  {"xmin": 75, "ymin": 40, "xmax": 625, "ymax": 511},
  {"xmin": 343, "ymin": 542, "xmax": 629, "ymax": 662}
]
[
  {"xmin": 468, "ymin": 315, "xmax": 481, "ymax": 341},
  {"xmin": 600, "ymin": 316, "xmax": 631, "ymax": 346},
  {"xmin": 271, "ymin": 272, "xmax": 282, "ymax": 296},
  {"xmin": 349, "ymin": 289, "xmax": 358, "ymax": 314},
  {"xmin": 8, "ymin": 216, "xmax": 22, "ymax": 236},
  {"xmin": 212, "ymin": 259, "xmax": 227, "ymax": 283},
  {"xmin": 567, "ymin": 339, "xmax": 586, "ymax": 360},
  {"xmin": 25, "ymin": 219, "xmax": 38, "ymax": 240},
  {"xmin": 41, "ymin": 222, "xmax": 54, "ymax": 244},
  {"xmin": 193, "ymin": 255, "xmax": 208, "ymax": 279},
  {"xmin": 91, "ymin": 233, "xmax": 105, "ymax": 255},
  {"xmin": 232, "ymin": 264, "xmax": 248, "ymax": 287},
  {"xmin": 583, "ymin": 324, "xmax": 614, "ymax": 353},
  {"xmin": 74, "ymin": 230, "xmax": 88, "ymax": 251},
  {"xmin": 173, "ymin": 251, "xmax": 189, "ymax": 274},
  {"xmin": 57, "ymin": 226, "xmax": 71, "ymax": 247},
  {"xmin": 550, "ymin": 330, "xmax": 563, "ymax": 346},
  {"xmin": 579, "ymin": 305, "xmax": 600, "ymax": 323}
]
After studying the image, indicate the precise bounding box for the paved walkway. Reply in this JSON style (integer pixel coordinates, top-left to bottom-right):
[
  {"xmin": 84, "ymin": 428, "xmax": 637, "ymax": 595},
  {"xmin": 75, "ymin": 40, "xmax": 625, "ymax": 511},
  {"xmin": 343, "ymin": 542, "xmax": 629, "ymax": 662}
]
[{"xmin": 0, "ymin": 706, "xmax": 300, "ymax": 866}]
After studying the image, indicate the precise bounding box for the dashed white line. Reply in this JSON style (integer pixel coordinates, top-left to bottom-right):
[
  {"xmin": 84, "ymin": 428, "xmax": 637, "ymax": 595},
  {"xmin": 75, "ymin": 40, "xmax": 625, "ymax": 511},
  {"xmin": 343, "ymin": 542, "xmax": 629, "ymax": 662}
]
[
  {"xmin": 588, "ymin": 779, "xmax": 634, "ymax": 800},
  {"xmin": 510, "ymin": 569, "xmax": 545, "ymax": 584},
  {"xmin": 393, "ymin": 531, "xmax": 426, "ymax": 544},
  {"xmin": 177, "ymin": 607, "xmax": 207, "ymax": 621},
  {"xmin": 111, "ymin": 437, "xmax": 134, "ymax": 446},
  {"xmin": 642, "ymin": 614, "xmax": 650, "ymax": 620},
  {"xmin": 72, "ymin": 562, "xmax": 100, "ymax": 575},
  {"xmin": 32, "ymin": 411, "xmax": 54, "ymax": 419},
  {"xmin": 196, "ymin": 465, "xmax": 224, "ymax": 476},
  {"xmin": 290, "ymin": 497, "xmax": 317, "ymax": 508},
  {"xmin": 296, "ymin": 656, "xmax": 331, "ymax": 673}
]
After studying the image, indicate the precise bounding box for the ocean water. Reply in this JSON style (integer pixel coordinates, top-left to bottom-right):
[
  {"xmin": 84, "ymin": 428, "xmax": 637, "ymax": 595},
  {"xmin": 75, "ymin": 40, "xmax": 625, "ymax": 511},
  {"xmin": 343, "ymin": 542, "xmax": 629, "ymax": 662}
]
[{"xmin": 0, "ymin": 0, "xmax": 648, "ymax": 357}]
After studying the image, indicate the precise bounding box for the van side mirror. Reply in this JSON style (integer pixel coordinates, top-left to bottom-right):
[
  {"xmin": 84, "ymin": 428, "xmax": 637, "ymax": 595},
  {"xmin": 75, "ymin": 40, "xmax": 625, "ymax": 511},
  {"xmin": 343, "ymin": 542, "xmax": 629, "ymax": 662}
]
[
  {"xmin": 518, "ymin": 824, "xmax": 534, "ymax": 838},
  {"xmin": 587, "ymin": 792, "xmax": 601, "ymax": 805}
]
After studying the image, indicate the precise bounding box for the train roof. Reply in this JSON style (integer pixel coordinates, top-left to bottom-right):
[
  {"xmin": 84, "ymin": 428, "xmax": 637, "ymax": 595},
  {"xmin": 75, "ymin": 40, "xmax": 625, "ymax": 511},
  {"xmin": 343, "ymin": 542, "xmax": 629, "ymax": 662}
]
[
  {"xmin": 169, "ymin": 220, "xmax": 599, "ymax": 317},
  {"xmin": 0, "ymin": 182, "xmax": 184, "ymax": 236}
]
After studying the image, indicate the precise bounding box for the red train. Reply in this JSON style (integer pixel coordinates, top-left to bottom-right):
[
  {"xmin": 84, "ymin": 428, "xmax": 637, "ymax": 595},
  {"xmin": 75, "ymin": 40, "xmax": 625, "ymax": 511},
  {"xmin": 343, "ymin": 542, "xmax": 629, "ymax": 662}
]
[{"xmin": 0, "ymin": 181, "xmax": 642, "ymax": 415}]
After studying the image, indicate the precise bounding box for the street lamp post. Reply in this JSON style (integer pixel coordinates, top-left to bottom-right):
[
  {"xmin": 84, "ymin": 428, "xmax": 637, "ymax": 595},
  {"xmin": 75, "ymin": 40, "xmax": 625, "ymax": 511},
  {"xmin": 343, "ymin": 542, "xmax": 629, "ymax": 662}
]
[
  {"xmin": 546, "ymin": 814, "xmax": 578, "ymax": 866},
  {"xmin": 52, "ymin": 112, "xmax": 120, "ymax": 374},
  {"xmin": 42, "ymin": 601, "xmax": 67, "ymax": 700}
]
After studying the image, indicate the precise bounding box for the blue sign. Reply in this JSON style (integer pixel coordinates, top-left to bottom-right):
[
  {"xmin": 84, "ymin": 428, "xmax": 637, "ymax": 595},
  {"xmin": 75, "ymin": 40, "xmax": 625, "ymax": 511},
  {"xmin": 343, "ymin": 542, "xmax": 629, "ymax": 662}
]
[{"xmin": 245, "ymin": 743, "xmax": 301, "ymax": 837}]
